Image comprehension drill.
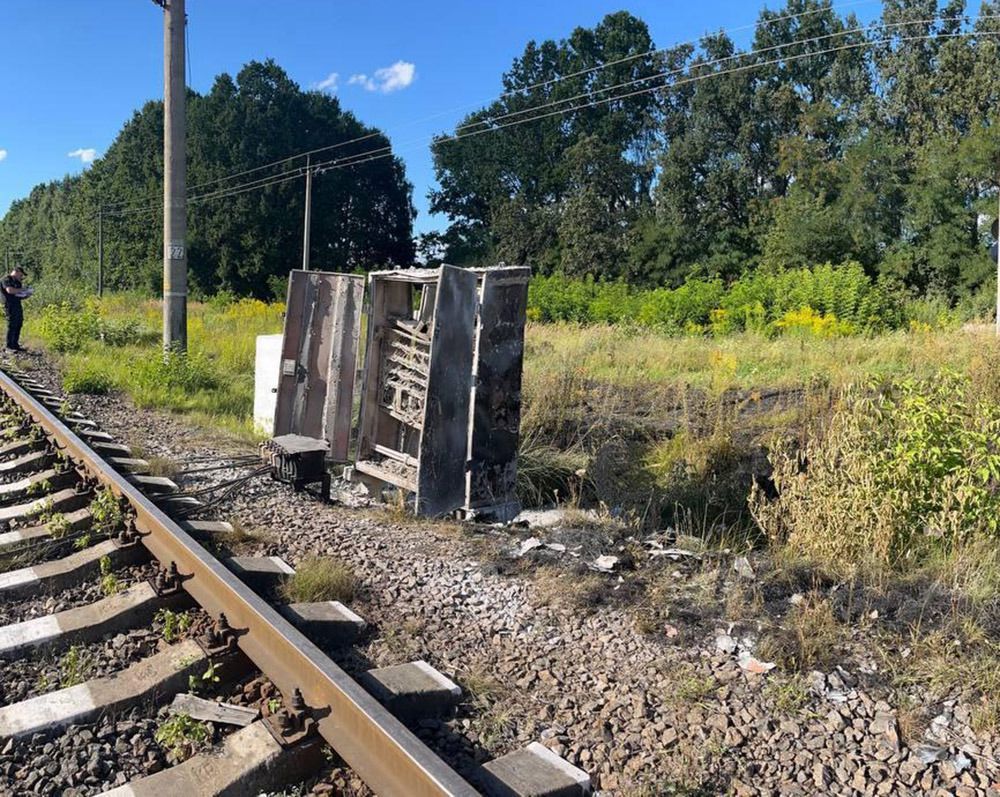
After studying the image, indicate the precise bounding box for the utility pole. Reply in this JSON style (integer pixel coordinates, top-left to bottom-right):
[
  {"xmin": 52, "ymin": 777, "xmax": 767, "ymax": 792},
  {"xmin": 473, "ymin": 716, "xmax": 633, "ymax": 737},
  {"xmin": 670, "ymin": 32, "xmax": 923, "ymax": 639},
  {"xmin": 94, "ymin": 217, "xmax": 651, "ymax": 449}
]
[
  {"xmin": 97, "ymin": 206, "xmax": 104, "ymax": 298},
  {"xmin": 159, "ymin": 0, "xmax": 187, "ymax": 351},
  {"xmin": 996, "ymin": 183, "xmax": 1000, "ymax": 337},
  {"xmin": 302, "ymin": 155, "xmax": 313, "ymax": 270}
]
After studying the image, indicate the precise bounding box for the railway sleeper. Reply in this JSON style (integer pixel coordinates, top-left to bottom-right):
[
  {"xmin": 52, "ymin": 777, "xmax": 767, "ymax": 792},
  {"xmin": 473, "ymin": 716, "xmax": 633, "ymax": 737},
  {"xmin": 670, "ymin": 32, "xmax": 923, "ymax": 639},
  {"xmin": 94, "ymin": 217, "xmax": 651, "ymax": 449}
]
[
  {"xmin": 361, "ymin": 660, "xmax": 462, "ymax": 722},
  {"xmin": 0, "ymin": 638, "xmax": 209, "ymax": 739},
  {"xmin": 111, "ymin": 458, "xmax": 153, "ymax": 476},
  {"xmin": 128, "ymin": 475, "xmax": 178, "ymax": 494},
  {"xmin": 0, "ymin": 436, "xmax": 45, "ymax": 462},
  {"xmin": 0, "ymin": 537, "xmax": 147, "ymax": 599},
  {"xmin": 278, "ymin": 601, "xmax": 366, "ymax": 647},
  {"xmin": 0, "ymin": 507, "xmax": 92, "ymax": 548},
  {"xmin": 95, "ymin": 719, "xmax": 325, "ymax": 797},
  {"xmin": 0, "ymin": 466, "xmax": 76, "ymax": 504},
  {"xmin": 91, "ymin": 442, "xmax": 136, "ymax": 459},
  {"xmin": 0, "ymin": 581, "xmax": 192, "ymax": 658},
  {"xmin": 478, "ymin": 742, "xmax": 592, "ymax": 797},
  {"xmin": 0, "ymin": 448, "xmax": 54, "ymax": 476},
  {"xmin": 0, "ymin": 485, "xmax": 88, "ymax": 523}
]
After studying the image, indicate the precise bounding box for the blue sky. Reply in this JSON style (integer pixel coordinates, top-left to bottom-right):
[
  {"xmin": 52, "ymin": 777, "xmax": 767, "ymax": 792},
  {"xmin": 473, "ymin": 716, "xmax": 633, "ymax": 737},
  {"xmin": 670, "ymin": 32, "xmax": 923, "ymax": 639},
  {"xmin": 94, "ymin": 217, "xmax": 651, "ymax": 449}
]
[{"xmin": 0, "ymin": 0, "xmax": 883, "ymax": 234}]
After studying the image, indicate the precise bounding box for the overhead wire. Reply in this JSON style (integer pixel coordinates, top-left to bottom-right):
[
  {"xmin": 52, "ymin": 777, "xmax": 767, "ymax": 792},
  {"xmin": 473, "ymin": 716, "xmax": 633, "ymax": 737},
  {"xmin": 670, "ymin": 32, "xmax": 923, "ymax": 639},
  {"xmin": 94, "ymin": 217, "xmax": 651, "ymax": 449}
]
[
  {"xmin": 105, "ymin": 23, "xmax": 1000, "ymax": 219},
  {"xmin": 101, "ymin": 0, "xmax": 887, "ymax": 212}
]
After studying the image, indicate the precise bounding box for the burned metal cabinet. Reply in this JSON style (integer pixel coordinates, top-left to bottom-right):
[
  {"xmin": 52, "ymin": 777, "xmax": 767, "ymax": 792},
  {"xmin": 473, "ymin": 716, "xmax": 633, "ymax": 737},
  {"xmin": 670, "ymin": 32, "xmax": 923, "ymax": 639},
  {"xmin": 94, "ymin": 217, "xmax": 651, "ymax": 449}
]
[
  {"xmin": 353, "ymin": 265, "xmax": 529, "ymax": 519},
  {"xmin": 274, "ymin": 269, "xmax": 364, "ymax": 461}
]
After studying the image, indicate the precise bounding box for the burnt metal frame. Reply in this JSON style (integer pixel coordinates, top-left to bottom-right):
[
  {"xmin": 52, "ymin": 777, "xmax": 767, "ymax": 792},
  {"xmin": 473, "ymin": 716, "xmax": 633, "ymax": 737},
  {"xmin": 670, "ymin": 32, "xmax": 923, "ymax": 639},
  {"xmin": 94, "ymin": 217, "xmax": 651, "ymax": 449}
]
[
  {"xmin": 353, "ymin": 265, "xmax": 530, "ymax": 519},
  {"xmin": 0, "ymin": 369, "xmax": 478, "ymax": 797}
]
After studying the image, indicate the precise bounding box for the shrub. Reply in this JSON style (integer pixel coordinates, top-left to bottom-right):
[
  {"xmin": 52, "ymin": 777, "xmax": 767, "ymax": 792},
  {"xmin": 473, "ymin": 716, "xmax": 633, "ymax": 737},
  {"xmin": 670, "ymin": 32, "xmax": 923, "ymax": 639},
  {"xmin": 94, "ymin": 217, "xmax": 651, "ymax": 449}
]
[
  {"xmin": 753, "ymin": 375, "xmax": 1000, "ymax": 575},
  {"xmin": 63, "ymin": 366, "xmax": 113, "ymax": 395},
  {"xmin": 35, "ymin": 302, "xmax": 100, "ymax": 352},
  {"xmin": 133, "ymin": 347, "xmax": 218, "ymax": 393},
  {"xmin": 525, "ymin": 263, "xmax": 907, "ymax": 336}
]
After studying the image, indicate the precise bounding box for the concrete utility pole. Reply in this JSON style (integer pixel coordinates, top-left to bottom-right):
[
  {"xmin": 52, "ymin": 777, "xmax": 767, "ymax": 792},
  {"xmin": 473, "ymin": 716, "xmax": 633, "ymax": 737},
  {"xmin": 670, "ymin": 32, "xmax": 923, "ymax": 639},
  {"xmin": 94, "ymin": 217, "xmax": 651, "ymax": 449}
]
[
  {"xmin": 97, "ymin": 206, "xmax": 104, "ymax": 298},
  {"xmin": 160, "ymin": 0, "xmax": 187, "ymax": 350},
  {"xmin": 302, "ymin": 155, "xmax": 313, "ymax": 270}
]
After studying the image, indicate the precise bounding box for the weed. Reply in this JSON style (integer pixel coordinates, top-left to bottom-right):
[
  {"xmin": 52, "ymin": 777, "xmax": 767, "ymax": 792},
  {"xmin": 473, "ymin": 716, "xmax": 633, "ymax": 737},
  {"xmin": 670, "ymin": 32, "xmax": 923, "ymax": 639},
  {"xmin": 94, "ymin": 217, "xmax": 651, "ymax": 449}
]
[
  {"xmin": 73, "ymin": 533, "xmax": 92, "ymax": 550},
  {"xmin": 46, "ymin": 512, "xmax": 70, "ymax": 539},
  {"xmin": 670, "ymin": 664, "xmax": 718, "ymax": 705},
  {"xmin": 461, "ymin": 667, "xmax": 503, "ymax": 705},
  {"xmin": 98, "ymin": 555, "xmax": 121, "ymax": 596},
  {"xmin": 91, "ymin": 487, "xmax": 125, "ymax": 534},
  {"xmin": 281, "ymin": 556, "xmax": 356, "ymax": 604},
  {"xmin": 757, "ymin": 593, "xmax": 844, "ymax": 672},
  {"xmin": 146, "ymin": 456, "xmax": 179, "ymax": 480},
  {"xmin": 154, "ymin": 713, "xmax": 210, "ymax": 764},
  {"xmin": 473, "ymin": 702, "xmax": 517, "ymax": 749},
  {"xmin": 155, "ymin": 609, "xmax": 192, "ymax": 643},
  {"xmin": 188, "ymin": 661, "xmax": 221, "ymax": 694},
  {"xmin": 63, "ymin": 366, "xmax": 113, "ymax": 395},
  {"xmin": 58, "ymin": 645, "xmax": 96, "ymax": 687},
  {"xmin": 764, "ymin": 674, "xmax": 810, "ymax": 714},
  {"xmin": 26, "ymin": 478, "xmax": 51, "ymax": 497}
]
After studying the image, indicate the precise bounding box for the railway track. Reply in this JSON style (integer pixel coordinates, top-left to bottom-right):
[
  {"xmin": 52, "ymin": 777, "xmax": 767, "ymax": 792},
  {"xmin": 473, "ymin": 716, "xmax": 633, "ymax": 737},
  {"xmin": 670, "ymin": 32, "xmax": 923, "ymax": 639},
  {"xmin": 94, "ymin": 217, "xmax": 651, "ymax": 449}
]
[{"xmin": 0, "ymin": 366, "xmax": 591, "ymax": 797}]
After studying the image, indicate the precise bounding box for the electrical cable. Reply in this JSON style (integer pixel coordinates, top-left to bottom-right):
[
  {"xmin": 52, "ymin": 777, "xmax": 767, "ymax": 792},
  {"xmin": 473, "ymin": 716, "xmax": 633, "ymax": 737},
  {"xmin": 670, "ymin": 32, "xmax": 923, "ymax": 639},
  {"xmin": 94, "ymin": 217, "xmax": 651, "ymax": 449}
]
[
  {"xmin": 100, "ymin": 24, "xmax": 1000, "ymax": 218},
  {"xmin": 101, "ymin": 0, "xmax": 887, "ymax": 210}
]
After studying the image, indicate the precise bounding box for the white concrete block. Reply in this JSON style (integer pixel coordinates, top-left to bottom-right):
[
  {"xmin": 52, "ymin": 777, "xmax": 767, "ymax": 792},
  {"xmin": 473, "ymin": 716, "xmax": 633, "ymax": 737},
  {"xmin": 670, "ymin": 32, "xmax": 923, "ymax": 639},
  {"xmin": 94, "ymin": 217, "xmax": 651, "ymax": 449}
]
[{"xmin": 254, "ymin": 334, "xmax": 283, "ymax": 436}]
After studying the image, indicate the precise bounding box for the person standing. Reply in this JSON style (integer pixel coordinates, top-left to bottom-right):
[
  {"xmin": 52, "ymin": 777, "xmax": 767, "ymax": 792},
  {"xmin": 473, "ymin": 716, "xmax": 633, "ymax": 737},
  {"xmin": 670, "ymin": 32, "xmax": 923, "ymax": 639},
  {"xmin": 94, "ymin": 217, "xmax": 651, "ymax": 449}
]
[{"xmin": 1, "ymin": 266, "xmax": 29, "ymax": 351}]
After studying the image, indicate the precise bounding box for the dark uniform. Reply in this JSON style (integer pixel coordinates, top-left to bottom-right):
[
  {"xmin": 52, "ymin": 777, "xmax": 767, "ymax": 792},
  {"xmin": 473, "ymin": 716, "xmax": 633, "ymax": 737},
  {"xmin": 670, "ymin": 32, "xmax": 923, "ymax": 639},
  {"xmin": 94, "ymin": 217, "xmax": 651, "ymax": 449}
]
[{"xmin": 1, "ymin": 274, "xmax": 24, "ymax": 350}]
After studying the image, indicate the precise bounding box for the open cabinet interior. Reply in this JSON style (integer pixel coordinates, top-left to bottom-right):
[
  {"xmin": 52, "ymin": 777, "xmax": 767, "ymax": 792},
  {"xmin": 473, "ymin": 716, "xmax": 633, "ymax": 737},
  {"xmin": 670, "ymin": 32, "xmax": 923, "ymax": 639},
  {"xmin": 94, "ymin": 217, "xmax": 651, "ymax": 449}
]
[{"xmin": 353, "ymin": 265, "xmax": 529, "ymax": 519}]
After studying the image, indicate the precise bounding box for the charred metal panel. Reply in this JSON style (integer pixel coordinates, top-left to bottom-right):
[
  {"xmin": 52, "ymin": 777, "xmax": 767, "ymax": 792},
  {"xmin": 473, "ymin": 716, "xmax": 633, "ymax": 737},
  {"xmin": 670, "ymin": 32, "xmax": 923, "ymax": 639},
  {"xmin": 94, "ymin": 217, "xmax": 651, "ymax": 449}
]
[
  {"xmin": 467, "ymin": 268, "xmax": 529, "ymax": 519},
  {"xmin": 274, "ymin": 270, "xmax": 363, "ymax": 458},
  {"xmin": 416, "ymin": 266, "xmax": 479, "ymax": 516}
]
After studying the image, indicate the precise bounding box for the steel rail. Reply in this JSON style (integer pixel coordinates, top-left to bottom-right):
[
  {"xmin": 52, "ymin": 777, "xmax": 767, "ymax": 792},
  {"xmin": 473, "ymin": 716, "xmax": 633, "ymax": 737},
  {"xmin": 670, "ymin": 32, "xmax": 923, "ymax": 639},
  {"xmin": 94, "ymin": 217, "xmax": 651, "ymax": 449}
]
[{"xmin": 0, "ymin": 369, "xmax": 478, "ymax": 797}]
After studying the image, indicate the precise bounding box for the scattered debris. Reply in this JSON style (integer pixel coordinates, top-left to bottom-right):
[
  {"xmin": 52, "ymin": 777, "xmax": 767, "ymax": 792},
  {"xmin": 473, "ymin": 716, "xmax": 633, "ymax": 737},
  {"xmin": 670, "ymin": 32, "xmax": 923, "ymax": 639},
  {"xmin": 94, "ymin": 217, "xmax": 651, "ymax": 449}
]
[
  {"xmin": 664, "ymin": 624, "xmax": 680, "ymax": 639},
  {"xmin": 169, "ymin": 693, "xmax": 259, "ymax": 727},
  {"xmin": 518, "ymin": 537, "xmax": 543, "ymax": 556},
  {"xmin": 952, "ymin": 751, "xmax": 972, "ymax": 774},
  {"xmin": 645, "ymin": 540, "xmax": 702, "ymax": 561},
  {"xmin": 590, "ymin": 555, "xmax": 621, "ymax": 573},
  {"xmin": 733, "ymin": 556, "xmax": 755, "ymax": 579},
  {"xmin": 716, "ymin": 634, "xmax": 737, "ymax": 654},
  {"xmin": 737, "ymin": 651, "xmax": 777, "ymax": 674}
]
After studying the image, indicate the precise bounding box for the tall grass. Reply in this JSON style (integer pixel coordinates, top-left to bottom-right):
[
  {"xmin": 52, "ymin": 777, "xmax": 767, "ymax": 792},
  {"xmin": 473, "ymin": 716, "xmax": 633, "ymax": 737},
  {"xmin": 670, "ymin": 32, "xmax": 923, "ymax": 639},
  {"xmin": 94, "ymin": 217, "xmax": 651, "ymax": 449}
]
[{"xmin": 26, "ymin": 293, "xmax": 283, "ymax": 438}]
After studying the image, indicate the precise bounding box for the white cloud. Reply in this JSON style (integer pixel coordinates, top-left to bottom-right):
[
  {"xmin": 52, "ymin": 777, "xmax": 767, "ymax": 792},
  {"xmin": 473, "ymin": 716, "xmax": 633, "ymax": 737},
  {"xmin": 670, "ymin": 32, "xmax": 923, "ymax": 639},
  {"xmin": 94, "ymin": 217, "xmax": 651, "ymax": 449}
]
[
  {"xmin": 314, "ymin": 72, "xmax": 339, "ymax": 93},
  {"xmin": 349, "ymin": 60, "xmax": 416, "ymax": 94},
  {"xmin": 0, "ymin": 149, "xmax": 7, "ymax": 162},
  {"xmin": 67, "ymin": 148, "xmax": 97, "ymax": 164}
]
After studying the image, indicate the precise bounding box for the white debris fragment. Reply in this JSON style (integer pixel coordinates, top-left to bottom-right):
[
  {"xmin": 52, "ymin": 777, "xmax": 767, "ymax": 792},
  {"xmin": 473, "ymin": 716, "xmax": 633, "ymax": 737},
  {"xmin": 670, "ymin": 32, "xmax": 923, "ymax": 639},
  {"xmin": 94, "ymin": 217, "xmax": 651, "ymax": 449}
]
[
  {"xmin": 545, "ymin": 542, "xmax": 566, "ymax": 553},
  {"xmin": 952, "ymin": 752, "xmax": 972, "ymax": 774},
  {"xmin": 914, "ymin": 744, "xmax": 947, "ymax": 764},
  {"xmin": 789, "ymin": 593, "xmax": 805, "ymax": 606},
  {"xmin": 590, "ymin": 555, "xmax": 620, "ymax": 573},
  {"xmin": 737, "ymin": 650, "xmax": 776, "ymax": 674},
  {"xmin": 517, "ymin": 537, "xmax": 543, "ymax": 556},
  {"xmin": 716, "ymin": 634, "xmax": 737, "ymax": 654},
  {"xmin": 733, "ymin": 556, "xmax": 755, "ymax": 579},
  {"xmin": 648, "ymin": 548, "xmax": 702, "ymax": 561}
]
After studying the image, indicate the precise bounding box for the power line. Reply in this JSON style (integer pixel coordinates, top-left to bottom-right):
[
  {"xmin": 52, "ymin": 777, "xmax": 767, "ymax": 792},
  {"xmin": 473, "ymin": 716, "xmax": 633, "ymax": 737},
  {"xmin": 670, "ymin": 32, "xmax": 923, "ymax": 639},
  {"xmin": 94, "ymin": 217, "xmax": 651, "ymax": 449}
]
[
  {"xmin": 454, "ymin": 11, "xmax": 973, "ymax": 136},
  {"xmin": 103, "ymin": 0, "xmax": 888, "ymax": 211},
  {"xmin": 106, "ymin": 25, "xmax": 1000, "ymax": 219}
]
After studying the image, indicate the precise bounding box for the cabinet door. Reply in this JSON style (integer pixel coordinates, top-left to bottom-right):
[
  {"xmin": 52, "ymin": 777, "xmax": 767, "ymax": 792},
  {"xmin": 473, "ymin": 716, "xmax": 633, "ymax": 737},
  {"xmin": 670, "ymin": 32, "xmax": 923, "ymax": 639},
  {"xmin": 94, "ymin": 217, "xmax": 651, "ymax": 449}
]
[
  {"xmin": 274, "ymin": 269, "xmax": 364, "ymax": 460},
  {"xmin": 416, "ymin": 265, "xmax": 479, "ymax": 516}
]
